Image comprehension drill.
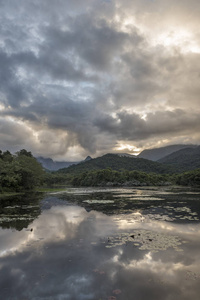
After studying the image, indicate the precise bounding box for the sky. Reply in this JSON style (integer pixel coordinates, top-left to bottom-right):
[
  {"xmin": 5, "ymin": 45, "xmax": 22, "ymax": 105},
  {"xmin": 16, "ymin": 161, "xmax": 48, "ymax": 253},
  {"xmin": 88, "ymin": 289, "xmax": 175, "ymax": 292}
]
[{"xmin": 0, "ymin": 0, "xmax": 200, "ymax": 161}]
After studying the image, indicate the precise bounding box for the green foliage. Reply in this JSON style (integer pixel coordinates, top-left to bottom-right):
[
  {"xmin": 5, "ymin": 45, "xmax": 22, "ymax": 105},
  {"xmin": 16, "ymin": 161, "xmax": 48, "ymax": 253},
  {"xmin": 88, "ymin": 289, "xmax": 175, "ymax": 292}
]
[
  {"xmin": 1, "ymin": 149, "xmax": 199, "ymax": 192},
  {"xmin": 175, "ymin": 169, "xmax": 200, "ymax": 186},
  {"xmin": 67, "ymin": 168, "xmax": 173, "ymax": 187},
  {"xmin": 58, "ymin": 154, "xmax": 175, "ymax": 175},
  {"xmin": 54, "ymin": 153, "xmax": 200, "ymax": 187},
  {"xmin": 44, "ymin": 167, "xmax": 200, "ymax": 188},
  {"xmin": 159, "ymin": 146, "xmax": 200, "ymax": 172},
  {"xmin": 0, "ymin": 150, "xmax": 13, "ymax": 162},
  {"xmin": 0, "ymin": 149, "xmax": 45, "ymax": 192},
  {"xmin": 43, "ymin": 172, "xmax": 70, "ymax": 186},
  {"xmin": 0, "ymin": 159, "xmax": 21, "ymax": 191},
  {"xmin": 15, "ymin": 155, "xmax": 44, "ymax": 190},
  {"xmin": 17, "ymin": 149, "xmax": 33, "ymax": 157}
]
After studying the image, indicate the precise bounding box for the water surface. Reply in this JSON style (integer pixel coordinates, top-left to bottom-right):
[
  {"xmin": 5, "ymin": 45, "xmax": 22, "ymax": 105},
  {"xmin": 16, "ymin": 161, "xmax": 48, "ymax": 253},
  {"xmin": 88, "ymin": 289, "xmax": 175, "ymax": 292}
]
[{"xmin": 0, "ymin": 187, "xmax": 200, "ymax": 300}]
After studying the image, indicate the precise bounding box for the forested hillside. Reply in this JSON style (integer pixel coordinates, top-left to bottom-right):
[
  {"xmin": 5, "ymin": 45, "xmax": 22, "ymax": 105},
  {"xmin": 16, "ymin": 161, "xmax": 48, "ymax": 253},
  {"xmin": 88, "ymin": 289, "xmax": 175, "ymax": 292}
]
[
  {"xmin": 58, "ymin": 153, "xmax": 175, "ymax": 174},
  {"xmin": 138, "ymin": 144, "xmax": 197, "ymax": 161},
  {"xmin": 1, "ymin": 149, "xmax": 200, "ymax": 192},
  {"xmin": 158, "ymin": 146, "xmax": 200, "ymax": 171}
]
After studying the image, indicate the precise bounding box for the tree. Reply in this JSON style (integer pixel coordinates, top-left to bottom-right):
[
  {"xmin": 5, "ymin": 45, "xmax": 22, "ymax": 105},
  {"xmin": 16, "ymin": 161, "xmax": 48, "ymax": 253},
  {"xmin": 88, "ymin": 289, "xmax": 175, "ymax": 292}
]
[
  {"xmin": 16, "ymin": 154, "xmax": 45, "ymax": 190},
  {"xmin": 2, "ymin": 150, "xmax": 13, "ymax": 162},
  {"xmin": 0, "ymin": 159, "xmax": 21, "ymax": 191},
  {"xmin": 0, "ymin": 149, "xmax": 45, "ymax": 192},
  {"xmin": 16, "ymin": 149, "xmax": 33, "ymax": 157}
]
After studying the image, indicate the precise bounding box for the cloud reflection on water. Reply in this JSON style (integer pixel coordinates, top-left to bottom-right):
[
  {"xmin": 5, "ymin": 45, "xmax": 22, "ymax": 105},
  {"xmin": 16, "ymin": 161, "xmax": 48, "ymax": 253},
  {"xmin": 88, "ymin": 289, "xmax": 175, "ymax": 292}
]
[{"xmin": 0, "ymin": 191, "xmax": 200, "ymax": 299}]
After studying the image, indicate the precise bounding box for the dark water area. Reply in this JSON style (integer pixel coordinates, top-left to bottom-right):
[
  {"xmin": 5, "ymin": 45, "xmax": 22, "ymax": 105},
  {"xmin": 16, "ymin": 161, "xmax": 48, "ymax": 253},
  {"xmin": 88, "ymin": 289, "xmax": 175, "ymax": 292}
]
[{"xmin": 0, "ymin": 187, "xmax": 200, "ymax": 300}]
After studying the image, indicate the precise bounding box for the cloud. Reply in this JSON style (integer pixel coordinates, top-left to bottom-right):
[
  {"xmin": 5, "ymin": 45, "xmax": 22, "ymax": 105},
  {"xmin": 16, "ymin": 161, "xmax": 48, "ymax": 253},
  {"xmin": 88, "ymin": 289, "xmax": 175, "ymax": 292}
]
[
  {"xmin": 0, "ymin": 0, "xmax": 199, "ymax": 159},
  {"xmin": 0, "ymin": 117, "xmax": 36, "ymax": 151},
  {"xmin": 1, "ymin": 201, "xmax": 200, "ymax": 299}
]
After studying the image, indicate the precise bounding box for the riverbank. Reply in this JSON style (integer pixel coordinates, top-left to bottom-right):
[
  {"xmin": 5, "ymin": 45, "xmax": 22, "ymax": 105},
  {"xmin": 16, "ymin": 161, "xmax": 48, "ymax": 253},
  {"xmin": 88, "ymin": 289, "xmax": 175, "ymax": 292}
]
[{"xmin": 0, "ymin": 187, "xmax": 68, "ymax": 198}]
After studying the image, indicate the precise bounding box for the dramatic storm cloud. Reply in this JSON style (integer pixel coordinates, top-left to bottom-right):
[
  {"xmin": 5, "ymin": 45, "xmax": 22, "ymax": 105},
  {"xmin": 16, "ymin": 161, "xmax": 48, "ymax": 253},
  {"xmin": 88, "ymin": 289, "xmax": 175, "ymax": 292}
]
[{"xmin": 0, "ymin": 0, "xmax": 200, "ymax": 160}]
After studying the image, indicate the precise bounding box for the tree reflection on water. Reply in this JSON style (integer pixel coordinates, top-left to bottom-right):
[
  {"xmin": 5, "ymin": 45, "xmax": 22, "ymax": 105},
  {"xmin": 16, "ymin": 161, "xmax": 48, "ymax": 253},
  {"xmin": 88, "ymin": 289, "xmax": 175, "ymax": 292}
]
[{"xmin": 0, "ymin": 187, "xmax": 200, "ymax": 300}]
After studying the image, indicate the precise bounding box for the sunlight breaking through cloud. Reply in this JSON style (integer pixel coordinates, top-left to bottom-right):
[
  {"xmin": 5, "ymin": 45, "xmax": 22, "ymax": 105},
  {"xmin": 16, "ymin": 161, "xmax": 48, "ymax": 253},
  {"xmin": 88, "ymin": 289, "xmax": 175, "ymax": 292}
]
[{"xmin": 0, "ymin": 0, "xmax": 199, "ymax": 159}]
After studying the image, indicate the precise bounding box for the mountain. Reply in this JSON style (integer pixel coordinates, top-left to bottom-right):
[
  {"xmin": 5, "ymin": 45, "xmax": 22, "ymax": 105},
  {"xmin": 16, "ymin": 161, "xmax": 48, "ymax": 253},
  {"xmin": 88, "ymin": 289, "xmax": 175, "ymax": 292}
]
[
  {"xmin": 138, "ymin": 144, "xmax": 197, "ymax": 161},
  {"xmin": 58, "ymin": 153, "xmax": 175, "ymax": 174},
  {"xmin": 37, "ymin": 157, "xmax": 78, "ymax": 171},
  {"xmin": 158, "ymin": 146, "xmax": 200, "ymax": 172},
  {"xmin": 38, "ymin": 144, "xmax": 200, "ymax": 173},
  {"xmin": 84, "ymin": 156, "xmax": 92, "ymax": 161},
  {"xmin": 37, "ymin": 155, "xmax": 93, "ymax": 171}
]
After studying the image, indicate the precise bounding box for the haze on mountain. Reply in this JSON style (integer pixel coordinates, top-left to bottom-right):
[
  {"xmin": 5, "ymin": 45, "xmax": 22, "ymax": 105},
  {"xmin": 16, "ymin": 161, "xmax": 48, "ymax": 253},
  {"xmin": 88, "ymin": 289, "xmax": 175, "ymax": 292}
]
[
  {"xmin": 37, "ymin": 155, "xmax": 92, "ymax": 171},
  {"xmin": 36, "ymin": 157, "xmax": 78, "ymax": 171},
  {"xmin": 138, "ymin": 144, "xmax": 198, "ymax": 161},
  {"xmin": 158, "ymin": 146, "xmax": 200, "ymax": 172},
  {"xmin": 0, "ymin": 0, "xmax": 200, "ymax": 161},
  {"xmin": 58, "ymin": 153, "xmax": 175, "ymax": 175},
  {"xmin": 57, "ymin": 145, "xmax": 200, "ymax": 175}
]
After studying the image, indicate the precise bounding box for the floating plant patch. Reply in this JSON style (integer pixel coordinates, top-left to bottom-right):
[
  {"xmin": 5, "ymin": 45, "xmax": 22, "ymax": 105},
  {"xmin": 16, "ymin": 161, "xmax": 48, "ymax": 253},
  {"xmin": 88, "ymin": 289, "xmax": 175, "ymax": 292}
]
[
  {"xmin": 21, "ymin": 205, "xmax": 39, "ymax": 209},
  {"xmin": 114, "ymin": 194, "xmax": 137, "ymax": 198},
  {"xmin": 161, "ymin": 206, "xmax": 200, "ymax": 221},
  {"xmin": 105, "ymin": 230, "xmax": 184, "ymax": 252},
  {"xmin": 120, "ymin": 197, "xmax": 164, "ymax": 201},
  {"xmin": 83, "ymin": 200, "xmax": 115, "ymax": 204},
  {"xmin": 67, "ymin": 188, "xmax": 118, "ymax": 194},
  {"xmin": 145, "ymin": 213, "xmax": 174, "ymax": 222},
  {"xmin": 0, "ymin": 216, "xmax": 34, "ymax": 222},
  {"xmin": 4, "ymin": 205, "xmax": 21, "ymax": 209}
]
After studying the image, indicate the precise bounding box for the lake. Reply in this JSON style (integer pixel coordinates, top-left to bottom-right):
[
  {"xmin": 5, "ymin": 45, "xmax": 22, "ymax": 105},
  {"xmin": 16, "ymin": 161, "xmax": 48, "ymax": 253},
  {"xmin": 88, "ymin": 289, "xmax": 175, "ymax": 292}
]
[{"xmin": 0, "ymin": 186, "xmax": 200, "ymax": 300}]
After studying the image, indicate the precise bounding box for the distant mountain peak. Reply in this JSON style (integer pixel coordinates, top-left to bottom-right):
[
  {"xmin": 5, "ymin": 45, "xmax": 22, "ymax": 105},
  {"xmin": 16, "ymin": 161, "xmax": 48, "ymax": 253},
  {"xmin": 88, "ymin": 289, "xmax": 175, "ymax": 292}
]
[
  {"xmin": 84, "ymin": 156, "xmax": 92, "ymax": 161},
  {"xmin": 58, "ymin": 152, "xmax": 175, "ymax": 175},
  {"xmin": 36, "ymin": 156, "xmax": 79, "ymax": 171}
]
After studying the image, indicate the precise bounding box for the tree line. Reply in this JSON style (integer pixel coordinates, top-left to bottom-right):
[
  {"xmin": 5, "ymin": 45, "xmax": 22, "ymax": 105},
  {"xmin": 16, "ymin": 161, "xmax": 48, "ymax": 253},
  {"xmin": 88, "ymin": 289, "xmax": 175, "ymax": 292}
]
[
  {"xmin": 0, "ymin": 149, "xmax": 199, "ymax": 193},
  {"xmin": 46, "ymin": 168, "xmax": 200, "ymax": 187}
]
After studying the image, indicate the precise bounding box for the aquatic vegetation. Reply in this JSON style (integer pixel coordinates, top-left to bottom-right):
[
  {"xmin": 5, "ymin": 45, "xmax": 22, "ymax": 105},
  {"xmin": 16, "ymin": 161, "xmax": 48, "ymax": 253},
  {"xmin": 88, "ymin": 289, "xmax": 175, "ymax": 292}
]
[
  {"xmin": 83, "ymin": 200, "xmax": 115, "ymax": 204},
  {"xmin": 105, "ymin": 230, "xmax": 183, "ymax": 252},
  {"xmin": 0, "ymin": 187, "xmax": 200, "ymax": 299}
]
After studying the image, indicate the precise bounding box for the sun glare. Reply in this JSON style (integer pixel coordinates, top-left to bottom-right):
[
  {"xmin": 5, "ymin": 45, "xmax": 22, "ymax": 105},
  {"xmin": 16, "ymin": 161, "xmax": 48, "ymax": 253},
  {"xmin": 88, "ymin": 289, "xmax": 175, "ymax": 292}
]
[
  {"xmin": 154, "ymin": 29, "xmax": 200, "ymax": 53},
  {"xmin": 115, "ymin": 143, "xmax": 141, "ymax": 155},
  {"xmin": 114, "ymin": 13, "xmax": 200, "ymax": 53}
]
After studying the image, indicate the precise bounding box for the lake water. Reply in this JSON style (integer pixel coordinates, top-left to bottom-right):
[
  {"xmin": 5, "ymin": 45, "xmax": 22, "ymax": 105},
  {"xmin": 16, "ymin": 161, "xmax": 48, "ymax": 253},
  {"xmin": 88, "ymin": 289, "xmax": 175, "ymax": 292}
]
[{"xmin": 0, "ymin": 187, "xmax": 200, "ymax": 300}]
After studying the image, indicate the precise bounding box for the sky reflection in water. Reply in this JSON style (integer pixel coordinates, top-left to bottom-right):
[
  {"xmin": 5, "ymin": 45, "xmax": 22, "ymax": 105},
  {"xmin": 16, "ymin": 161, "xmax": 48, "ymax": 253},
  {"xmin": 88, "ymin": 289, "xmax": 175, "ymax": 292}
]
[{"xmin": 0, "ymin": 187, "xmax": 200, "ymax": 300}]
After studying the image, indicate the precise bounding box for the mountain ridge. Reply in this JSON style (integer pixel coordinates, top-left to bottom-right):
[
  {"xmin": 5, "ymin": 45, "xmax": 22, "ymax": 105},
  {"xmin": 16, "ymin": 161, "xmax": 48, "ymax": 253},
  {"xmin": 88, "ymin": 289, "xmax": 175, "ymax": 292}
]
[
  {"xmin": 158, "ymin": 146, "xmax": 200, "ymax": 172},
  {"xmin": 37, "ymin": 144, "xmax": 199, "ymax": 172},
  {"xmin": 58, "ymin": 153, "xmax": 175, "ymax": 174},
  {"xmin": 138, "ymin": 144, "xmax": 198, "ymax": 161},
  {"xmin": 36, "ymin": 156, "xmax": 79, "ymax": 171}
]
